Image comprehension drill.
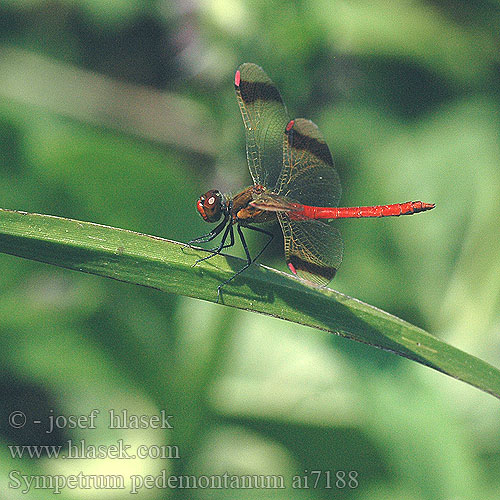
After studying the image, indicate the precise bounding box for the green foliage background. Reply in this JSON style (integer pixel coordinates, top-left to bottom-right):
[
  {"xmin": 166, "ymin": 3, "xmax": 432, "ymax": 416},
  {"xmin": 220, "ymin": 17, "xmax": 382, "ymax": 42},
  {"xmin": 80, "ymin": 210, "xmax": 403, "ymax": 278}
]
[{"xmin": 0, "ymin": 0, "xmax": 499, "ymax": 498}]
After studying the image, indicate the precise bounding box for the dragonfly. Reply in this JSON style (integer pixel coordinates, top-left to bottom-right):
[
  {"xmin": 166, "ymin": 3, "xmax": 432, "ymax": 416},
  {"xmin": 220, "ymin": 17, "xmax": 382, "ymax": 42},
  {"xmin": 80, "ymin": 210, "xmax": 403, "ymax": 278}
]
[{"xmin": 191, "ymin": 63, "xmax": 434, "ymax": 300}]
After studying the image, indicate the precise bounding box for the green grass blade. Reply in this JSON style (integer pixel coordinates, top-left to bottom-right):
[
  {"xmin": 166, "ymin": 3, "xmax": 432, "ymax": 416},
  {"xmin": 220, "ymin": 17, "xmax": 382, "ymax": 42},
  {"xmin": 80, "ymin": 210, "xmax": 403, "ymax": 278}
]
[{"xmin": 1, "ymin": 207, "xmax": 499, "ymax": 399}]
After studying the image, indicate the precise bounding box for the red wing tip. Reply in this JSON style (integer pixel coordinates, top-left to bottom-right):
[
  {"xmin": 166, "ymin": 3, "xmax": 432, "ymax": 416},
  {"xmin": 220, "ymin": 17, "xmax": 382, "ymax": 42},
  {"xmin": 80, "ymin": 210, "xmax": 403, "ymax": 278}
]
[
  {"xmin": 288, "ymin": 262, "xmax": 297, "ymax": 275},
  {"xmin": 235, "ymin": 70, "xmax": 241, "ymax": 87},
  {"xmin": 286, "ymin": 120, "xmax": 295, "ymax": 132}
]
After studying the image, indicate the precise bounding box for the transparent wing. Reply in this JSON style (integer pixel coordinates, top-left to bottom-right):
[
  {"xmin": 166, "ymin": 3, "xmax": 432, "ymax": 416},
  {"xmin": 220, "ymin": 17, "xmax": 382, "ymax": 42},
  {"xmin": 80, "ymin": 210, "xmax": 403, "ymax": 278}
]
[
  {"xmin": 277, "ymin": 118, "xmax": 341, "ymax": 207},
  {"xmin": 235, "ymin": 63, "xmax": 289, "ymax": 189},
  {"xmin": 278, "ymin": 212, "xmax": 343, "ymax": 286}
]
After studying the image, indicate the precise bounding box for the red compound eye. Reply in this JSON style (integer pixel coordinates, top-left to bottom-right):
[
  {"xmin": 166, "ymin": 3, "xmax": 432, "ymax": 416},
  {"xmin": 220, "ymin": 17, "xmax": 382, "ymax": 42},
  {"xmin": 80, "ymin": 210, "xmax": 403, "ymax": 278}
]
[{"xmin": 196, "ymin": 190, "xmax": 223, "ymax": 223}]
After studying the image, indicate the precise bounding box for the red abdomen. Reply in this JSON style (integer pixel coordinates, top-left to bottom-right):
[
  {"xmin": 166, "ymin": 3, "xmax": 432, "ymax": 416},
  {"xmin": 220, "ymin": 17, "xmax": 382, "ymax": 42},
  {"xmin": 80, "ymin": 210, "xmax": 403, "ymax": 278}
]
[{"xmin": 290, "ymin": 201, "xmax": 435, "ymax": 219}]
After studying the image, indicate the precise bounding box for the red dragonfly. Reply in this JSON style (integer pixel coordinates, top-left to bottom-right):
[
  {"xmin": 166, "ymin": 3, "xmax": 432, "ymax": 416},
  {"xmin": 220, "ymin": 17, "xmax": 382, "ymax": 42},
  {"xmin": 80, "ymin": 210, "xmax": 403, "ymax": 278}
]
[{"xmin": 191, "ymin": 63, "xmax": 434, "ymax": 299}]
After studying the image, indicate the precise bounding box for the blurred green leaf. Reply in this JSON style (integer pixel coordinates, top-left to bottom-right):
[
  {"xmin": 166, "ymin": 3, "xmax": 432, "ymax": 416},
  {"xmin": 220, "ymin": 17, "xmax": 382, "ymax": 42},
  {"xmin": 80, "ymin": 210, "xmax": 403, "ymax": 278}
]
[
  {"xmin": 0, "ymin": 47, "xmax": 215, "ymax": 155},
  {"xmin": 0, "ymin": 207, "xmax": 499, "ymax": 400},
  {"xmin": 311, "ymin": 0, "xmax": 497, "ymax": 82}
]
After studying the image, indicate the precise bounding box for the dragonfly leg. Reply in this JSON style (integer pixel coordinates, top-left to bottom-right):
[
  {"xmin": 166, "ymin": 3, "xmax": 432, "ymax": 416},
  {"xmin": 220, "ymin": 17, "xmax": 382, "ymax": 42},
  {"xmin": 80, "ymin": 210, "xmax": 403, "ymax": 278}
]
[
  {"xmin": 208, "ymin": 221, "xmax": 235, "ymax": 253},
  {"xmin": 216, "ymin": 224, "xmax": 274, "ymax": 302},
  {"xmin": 188, "ymin": 215, "xmax": 229, "ymax": 245},
  {"xmin": 194, "ymin": 222, "xmax": 235, "ymax": 266},
  {"xmin": 243, "ymin": 224, "xmax": 274, "ymax": 263}
]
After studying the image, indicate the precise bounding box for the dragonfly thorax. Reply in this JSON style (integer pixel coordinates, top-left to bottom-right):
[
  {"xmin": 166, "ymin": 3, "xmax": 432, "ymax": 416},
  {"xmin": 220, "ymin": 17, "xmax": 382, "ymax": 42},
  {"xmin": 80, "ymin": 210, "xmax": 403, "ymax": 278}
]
[{"xmin": 196, "ymin": 189, "xmax": 226, "ymax": 223}]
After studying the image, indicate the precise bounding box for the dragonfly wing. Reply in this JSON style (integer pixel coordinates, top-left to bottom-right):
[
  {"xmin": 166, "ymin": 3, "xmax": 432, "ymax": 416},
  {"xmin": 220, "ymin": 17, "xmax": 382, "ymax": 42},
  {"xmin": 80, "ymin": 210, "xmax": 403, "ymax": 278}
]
[
  {"xmin": 249, "ymin": 192, "xmax": 296, "ymax": 212},
  {"xmin": 278, "ymin": 212, "xmax": 343, "ymax": 286},
  {"xmin": 235, "ymin": 63, "xmax": 289, "ymax": 189},
  {"xmin": 278, "ymin": 118, "xmax": 341, "ymax": 207}
]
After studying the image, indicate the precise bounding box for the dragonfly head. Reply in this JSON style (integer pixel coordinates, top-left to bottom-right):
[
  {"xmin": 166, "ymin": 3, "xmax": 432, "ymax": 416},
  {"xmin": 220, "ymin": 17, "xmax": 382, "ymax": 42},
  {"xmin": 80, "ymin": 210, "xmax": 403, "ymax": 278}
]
[{"xmin": 196, "ymin": 190, "xmax": 224, "ymax": 223}]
